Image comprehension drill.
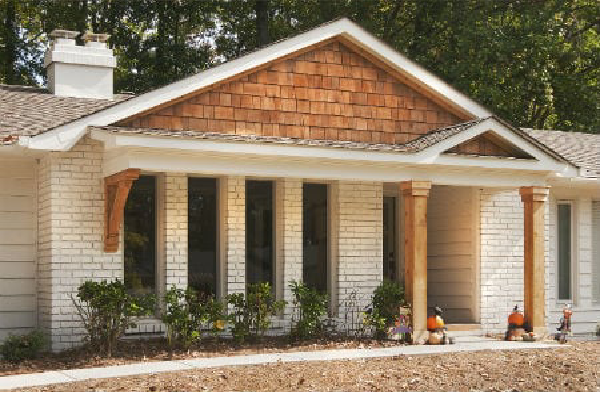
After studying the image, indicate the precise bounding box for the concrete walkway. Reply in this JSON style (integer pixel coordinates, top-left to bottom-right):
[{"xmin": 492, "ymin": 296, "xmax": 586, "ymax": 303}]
[{"xmin": 0, "ymin": 337, "xmax": 561, "ymax": 391}]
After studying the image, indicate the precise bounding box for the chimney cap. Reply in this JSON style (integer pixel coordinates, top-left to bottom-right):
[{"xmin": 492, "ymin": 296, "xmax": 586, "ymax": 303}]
[
  {"xmin": 49, "ymin": 30, "xmax": 80, "ymax": 40},
  {"xmin": 82, "ymin": 32, "xmax": 110, "ymax": 43}
]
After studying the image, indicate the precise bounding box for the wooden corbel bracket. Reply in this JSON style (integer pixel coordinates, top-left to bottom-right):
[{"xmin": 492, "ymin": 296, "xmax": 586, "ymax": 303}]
[{"xmin": 104, "ymin": 168, "xmax": 141, "ymax": 252}]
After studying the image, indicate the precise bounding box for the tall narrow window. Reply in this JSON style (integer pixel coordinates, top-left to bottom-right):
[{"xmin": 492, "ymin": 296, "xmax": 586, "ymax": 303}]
[
  {"xmin": 188, "ymin": 177, "xmax": 218, "ymax": 297},
  {"xmin": 246, "ymin": 180, "xmax": 274, "ymax": 286},
  {"xmin": 124, "ymin": 175, "xmax": 156, "ymax": 294},
  {"xmin": 383, "ymin": 196, "xmax": 397, "ymax": 281},
  {"xmin": 557, "ymin": 202, "xmax": 572, "ymax": 300},
  {"xmin": 303, "ymin": 184, "xmax": 328, "ymax": 293}
]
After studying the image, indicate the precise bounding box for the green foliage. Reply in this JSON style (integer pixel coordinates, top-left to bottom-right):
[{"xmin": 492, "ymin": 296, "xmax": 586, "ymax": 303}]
[
  {"xmin": 73, "ymin": 279, "xmax": 156, "ymax": 357},
  {"xmin": 161, "ymin": 286, "xmax": 201, "ymax": 350},
  {"xmin": 365, "ymin": 280, "xmax": 406, "ymax": 337},
  {"xmin": 204, "ymin": 296, "xmax": 227, "ymax": 340},
  {"xmin": 3, "ymin": 0, "xmax": 597, "ymax": 132},
  {"xmin": 0, "ymin": 330, "xmax": 46, "ymax": 363},
  {"xmin": 289, "ymin": 280, "xmax": 328, "ymax": 339},
  {"xmin": 227, "ymin": 282, "xmax": 286, "ymax": 343},
  {"xmin": 161, "ymin": 286, "xmax": 227, "ymax": 351}
]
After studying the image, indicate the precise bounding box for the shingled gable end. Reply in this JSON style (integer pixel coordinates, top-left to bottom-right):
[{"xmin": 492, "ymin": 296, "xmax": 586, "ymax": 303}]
[{"xmin": 116, "ymin": 39, "xmax": 467, "ymax": 146}]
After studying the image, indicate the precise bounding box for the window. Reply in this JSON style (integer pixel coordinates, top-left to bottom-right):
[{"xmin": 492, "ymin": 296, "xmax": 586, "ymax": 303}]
[
  {"xmin": 246, "ymin": 180, "xmax": 274, "ymax": 287},
  {"xmin": 124, "ymin": 175, "xmax": 157, "ymax": 294},
  {"xmin": 188, "ymin": 177, "xmax": 218, "ymax": 297},
  {"xmin": 303, "ymin": 183, "xmax": 328, "ymax": 293},
  {"xmin": 383, "ymin": 196, "xmax": 398, "ymax": 282},
  {"xmin": 557, "ymin": 202, "xmax": 573, "ymax": 300}
]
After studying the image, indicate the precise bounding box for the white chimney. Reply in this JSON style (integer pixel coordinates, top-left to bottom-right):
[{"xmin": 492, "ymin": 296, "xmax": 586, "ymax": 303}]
[{"xmin": 44, "ymin": 30, "xmax": 116, "ymax": 99}]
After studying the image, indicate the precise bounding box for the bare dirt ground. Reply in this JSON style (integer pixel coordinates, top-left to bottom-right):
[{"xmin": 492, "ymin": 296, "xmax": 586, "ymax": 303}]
[
  {"xmin": 0, "ymin": 337, "xmax": 401, "ymax": 376},
  {"xmin": 17, "ymin": 341, "xmax": 600, "ymax": 392}
]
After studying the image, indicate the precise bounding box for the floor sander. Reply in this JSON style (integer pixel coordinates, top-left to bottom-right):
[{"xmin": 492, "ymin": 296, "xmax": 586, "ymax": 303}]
[{"xmin": 427, "ymin": 306, "xmax": 455, "ymax": 345}]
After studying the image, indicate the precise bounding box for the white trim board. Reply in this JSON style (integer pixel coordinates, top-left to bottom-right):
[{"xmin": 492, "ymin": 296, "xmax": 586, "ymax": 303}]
[
  {"xmin": 99, "ymin": 147, "xmax": 555, "ymax": 188},
  {"xmin": 91, "ymin": 116, "xmax": 577, "ymax": 177},
  {"xmin": 25, "ymin": 18, "xmax": 493, "ymax": 151}
]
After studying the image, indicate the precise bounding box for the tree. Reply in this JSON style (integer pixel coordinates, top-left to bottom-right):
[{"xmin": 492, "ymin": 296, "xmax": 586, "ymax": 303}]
[{"xmin": 0, "ymin": 0, "xmax": 597, "ymax": 132}]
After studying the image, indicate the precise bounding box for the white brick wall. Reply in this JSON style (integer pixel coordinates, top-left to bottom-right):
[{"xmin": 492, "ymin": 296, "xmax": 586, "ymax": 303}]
[
  {"xmin": 334, "ymin": 181, "xmax": 383, "ymax": 331},
  {"xmin": 39, "ymin": 139, "xmax": 592, "ymax": 346},
  {"xmin": 548, "ymin": 193, "xmax": 600, "ymax": 333},
  {"xmin": 479, "ymin": 189, "xmax": 525, "ymax": 332},
  {"xmin": 275, "ymin": 178, "xmax": 303, "ymax": 320},
  {"xmin": 479, "ymin": 188, "xmax": 550, "ymax": 333},
  {"xmin": 37, "ymin": 137, "xmax": 123, "ymax": 351},
  {"xmin": 163, "ymin": 173, "xmax": 188, "ymax": 291},
  {"xmin": 220, "ymin": 176, "xmax": 245, "ymax": 297}
]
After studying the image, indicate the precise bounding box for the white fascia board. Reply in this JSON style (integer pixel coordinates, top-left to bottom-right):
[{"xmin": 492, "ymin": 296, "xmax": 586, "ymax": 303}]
[
  {"xmin": 28, "ymin": 18, "xmax": 492, "ymax": 151},
  {"xmin": 548, "ymin": 176, "xmax": 600, "ymax": 192},
  {"xmin": 103, "ymin": 147, "xmax": 548, "ymax": 188},
  {"xmin": 92, "ymin": 129, "xmax": 568, "ymax": 174}
]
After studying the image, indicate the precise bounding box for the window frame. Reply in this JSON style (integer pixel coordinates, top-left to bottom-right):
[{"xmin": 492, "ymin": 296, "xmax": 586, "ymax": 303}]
[
  {"xmin": 187, "ymin": 176, "xmax": 220, "ymax": 298},
  {"xmin": 245, "ymin": 178, "xmax": 276, "ymax": 293},
  {"xmin": 302, "ymin": 182, "xmax": 330, "ymax": 294},
  {"xmin": 122, "ymin": 173, "xmax": 160, "ymax": 296},
  {"xmin": 556, "ymin": 200, "xmax": 576, "ymax": 303}
]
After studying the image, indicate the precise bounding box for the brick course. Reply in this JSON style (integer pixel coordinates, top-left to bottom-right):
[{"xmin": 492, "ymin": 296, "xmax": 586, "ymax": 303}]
[
  {"xmin": 163, "ymin": 173, "xmax": 188, "ymax": 291},
  {"xmin": 479, "ymin": 188, "xmax": 550, "ymax": 332},
  {"xmin": 334, "ymin": 181, "xmax": 383, "ymax": 330},
  {"xmin": 37, "ymin": 137, "xmax": 123, "ymax": 351}
]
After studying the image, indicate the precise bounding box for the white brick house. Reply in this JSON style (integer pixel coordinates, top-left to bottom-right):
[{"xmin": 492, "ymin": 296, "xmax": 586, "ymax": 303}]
[{"xmin": 0, "ymin": 20, "xmax": 598, "ymax": 351}]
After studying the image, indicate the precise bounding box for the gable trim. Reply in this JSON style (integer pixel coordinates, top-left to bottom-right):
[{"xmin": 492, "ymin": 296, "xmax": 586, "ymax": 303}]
[
  {"xmin": 25, "ymin": 18, "xmax": 492, "ymax": 151},
  {"xmin": 413, "ymin": 117, "xmax": 572, "ymax": 167}
]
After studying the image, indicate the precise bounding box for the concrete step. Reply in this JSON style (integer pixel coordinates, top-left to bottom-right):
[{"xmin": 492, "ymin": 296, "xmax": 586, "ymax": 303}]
[{"xmin": 445, "ymin": 324, "xmax": 482, "ymax": 337}]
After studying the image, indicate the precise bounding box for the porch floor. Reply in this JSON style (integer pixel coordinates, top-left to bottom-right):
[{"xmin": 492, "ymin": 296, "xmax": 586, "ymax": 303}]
[{"xmin": 0, "ymin": 337, "xmax": 561, "ymax": 391}]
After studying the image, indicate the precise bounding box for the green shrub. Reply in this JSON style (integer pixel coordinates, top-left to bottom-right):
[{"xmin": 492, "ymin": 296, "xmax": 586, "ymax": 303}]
[
  {"xmin": 289, "ymin": 280, "xmax": 328, "ymax": 339},
  {"xmin": 162, "ymin": 286, "xmax": 201, "ymax": 351},
  {"xmin": 73, "ymin": 279, "xmax": 156, "ymax": 357},
  {"xmin": 227, "ymin": 282, "xmax": 286, "ymax": 343},
  {"xmin": 0, "ymin": 330, "xmax": 46, "ymax": 363},
  {"xmin": 204, "ymin": 296, "xmax": 226, "ymax": 341},
  {"xmin": 365, "ymin": 280, "xmax": 406, "ymax": 338},
  {"xmin": 161, "ymin": 287, "xmax": 227, "ymax": 351}
]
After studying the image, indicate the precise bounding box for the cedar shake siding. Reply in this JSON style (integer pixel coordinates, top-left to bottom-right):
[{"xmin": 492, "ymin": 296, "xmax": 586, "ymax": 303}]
[
  {"xmin": 446, "ymin": 132, "xmax": 535, "ymax": 158},
  {"xmin": 117, "ymin": 40, "xmax": 467, "ymax": 145}
]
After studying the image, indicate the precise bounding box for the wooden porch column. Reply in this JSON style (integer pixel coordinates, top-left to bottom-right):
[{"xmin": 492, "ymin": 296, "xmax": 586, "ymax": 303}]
[
  {"xmin": 400, "ymin": 180, "xmax": 431, "ymax": 344},
  {"xmin": 104, "ymin": 169, "xmax": 141, "ymax": 252},
  {"xmin": 519, "ymin": 186, "xmax": 549, "ymax": 335}
]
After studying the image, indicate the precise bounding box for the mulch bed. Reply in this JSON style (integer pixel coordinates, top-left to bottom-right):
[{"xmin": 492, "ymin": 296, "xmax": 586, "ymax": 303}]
[
  {"xmin": 17, "ymin": 341, "xmax": 600, "ymax": 392},
  {"xmin": 0, "ymin": 336, "xmax": 402, "ymax": 377}
]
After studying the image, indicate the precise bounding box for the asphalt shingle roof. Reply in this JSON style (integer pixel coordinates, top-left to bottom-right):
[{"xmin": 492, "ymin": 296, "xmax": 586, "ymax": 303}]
[
  {"xmin": 525, "ymin": 129, "xmax": 600, "ymax": 178},
  {"xmin": 0, "ymin": 84, "xmax": 133, "ymax": 143},
  {"xmin": 86, "ymin": 118, "xmax": 516, "ymax": 154},
  {"xmin": 1, "ymin": 84, "xmax": 597, "ymax": 179}
]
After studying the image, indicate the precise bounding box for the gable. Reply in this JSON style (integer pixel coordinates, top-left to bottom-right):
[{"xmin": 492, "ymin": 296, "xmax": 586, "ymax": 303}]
[
  {"xmin": 444, "ymin": 131, "xmax": 535, "ymax": 159},
  {"xmin": 116, "ymin": 39, "xmax": 467, "ymax": 145}
]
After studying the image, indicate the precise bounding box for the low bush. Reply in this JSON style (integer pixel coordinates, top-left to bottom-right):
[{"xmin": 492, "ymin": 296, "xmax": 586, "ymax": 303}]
[
  {"xmin": 289, "ymin": 280, "xmax": 328, "ymax": 339},
  {"xmin": 73, "ymin": 279, "xmax": 156, "ymax": 357},
  {"xmin": 162, "ymin": 286, "xmax": 201, "ymax": 351},
  {"xmin": 162, "ymin": 287, "xmax": 227, "ymax": 352},
  {"xmin": 365, "ymin": 280, "xmax": 406, "ymax": 338},
  {"xmin": 0, "ymin": 330, "xmax": 46, "ymax": 363},
  {"xmin": 227, "ymin": 282, "xmax": 286, "ymax": 343}
]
